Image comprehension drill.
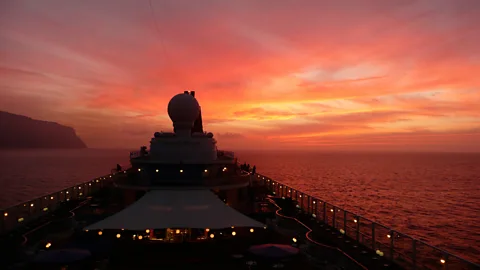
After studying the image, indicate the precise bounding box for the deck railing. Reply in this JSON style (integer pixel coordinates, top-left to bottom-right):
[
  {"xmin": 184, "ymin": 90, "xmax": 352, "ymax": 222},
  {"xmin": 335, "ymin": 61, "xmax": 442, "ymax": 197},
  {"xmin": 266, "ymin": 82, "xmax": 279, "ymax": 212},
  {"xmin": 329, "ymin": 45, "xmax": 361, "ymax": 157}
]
[
  {"xmin": 1, "ymin": 167, "xmax": 479, "ymax": 269},
  {"xmin": 0, "ymin": 171, "xmax": 121, "ymax": 235},
  {"xmin": 253, "ymin": 173, "xmax": 480, "ymax": 270}
]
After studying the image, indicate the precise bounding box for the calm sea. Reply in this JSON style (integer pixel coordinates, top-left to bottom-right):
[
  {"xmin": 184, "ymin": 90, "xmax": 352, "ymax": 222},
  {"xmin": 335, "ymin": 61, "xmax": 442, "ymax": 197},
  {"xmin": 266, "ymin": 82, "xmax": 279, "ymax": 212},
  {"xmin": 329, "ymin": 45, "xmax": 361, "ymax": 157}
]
[{"xmin": 0, "ymin": 149, "xmax": 479, "ymax": 263}]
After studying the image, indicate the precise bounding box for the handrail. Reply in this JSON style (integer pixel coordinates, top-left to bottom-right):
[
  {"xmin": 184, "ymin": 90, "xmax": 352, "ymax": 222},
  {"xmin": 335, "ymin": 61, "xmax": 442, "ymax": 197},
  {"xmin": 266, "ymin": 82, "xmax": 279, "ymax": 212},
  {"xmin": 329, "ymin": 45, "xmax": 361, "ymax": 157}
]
[
  {"xmin": 253, "ymin": 172, "xmax": 480, "ymax": 269},
  {"xmin": 0, "ymin": 170, "xmax": 121, "ymax": 235},
  {"xmin": 266, "ymin": 197, "xmax": 368, "ymax": 270}
]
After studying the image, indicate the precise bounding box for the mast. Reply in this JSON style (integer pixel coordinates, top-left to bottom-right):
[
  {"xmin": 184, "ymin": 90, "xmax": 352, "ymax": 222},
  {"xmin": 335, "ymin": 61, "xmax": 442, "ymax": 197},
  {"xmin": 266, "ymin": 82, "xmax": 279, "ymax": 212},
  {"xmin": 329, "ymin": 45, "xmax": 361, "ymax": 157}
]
[{"xmin": 190, "ymin": 91, "xmax": 204, "ymax": 133}]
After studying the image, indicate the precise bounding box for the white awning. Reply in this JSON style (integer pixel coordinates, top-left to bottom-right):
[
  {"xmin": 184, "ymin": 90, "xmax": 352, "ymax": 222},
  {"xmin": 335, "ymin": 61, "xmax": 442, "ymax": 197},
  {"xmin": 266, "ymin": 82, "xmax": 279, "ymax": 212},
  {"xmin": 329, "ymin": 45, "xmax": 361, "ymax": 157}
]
[{"xmin": 85, "ymin": 189, "xmax": 264, "ymax": 230}]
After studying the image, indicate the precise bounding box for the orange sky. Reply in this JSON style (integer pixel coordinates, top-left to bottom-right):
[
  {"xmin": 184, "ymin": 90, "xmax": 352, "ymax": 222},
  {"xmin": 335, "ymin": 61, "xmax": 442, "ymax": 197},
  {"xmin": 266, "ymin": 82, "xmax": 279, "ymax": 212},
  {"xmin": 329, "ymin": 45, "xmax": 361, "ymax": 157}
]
[{"xmin": 1, "ymin": 0, "xmax": 479, "ymax": 151}]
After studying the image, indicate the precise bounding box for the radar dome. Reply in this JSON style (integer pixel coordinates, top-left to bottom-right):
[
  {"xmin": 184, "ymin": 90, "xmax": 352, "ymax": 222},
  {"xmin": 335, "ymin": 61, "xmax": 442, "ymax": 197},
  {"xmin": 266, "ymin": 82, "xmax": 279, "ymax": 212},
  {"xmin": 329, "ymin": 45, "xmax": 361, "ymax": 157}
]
[{"xmin": 167, "ymin": 93, "xmax": 200, "ymax": 124}]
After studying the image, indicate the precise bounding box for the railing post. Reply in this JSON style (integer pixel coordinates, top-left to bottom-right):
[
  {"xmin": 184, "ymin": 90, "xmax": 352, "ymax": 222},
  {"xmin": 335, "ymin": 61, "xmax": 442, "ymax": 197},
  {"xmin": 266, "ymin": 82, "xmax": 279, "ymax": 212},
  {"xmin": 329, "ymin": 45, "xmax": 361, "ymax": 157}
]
[
  {"xmin": 332, "ymin": 206, "xmax": 336, "ymax": 228},
  {"xmin": 356, "ymin": 216, "xmax": 360, "ymax": 242},
  {"xmin": 307, "ymin": 196, "xmax": 312, "ymax": 214},
  {"xmin": 300, "ymin": 194, "xmax": 304, "ymax": 209},
  {"xmin": 323, "ymin": 202, "xmax": 326, "ymax": 222},
  {"xmin": 372, "ymin": 222, "xmax": 376, "ymax": 250},
  {"xmin": 390, "ymin": 230, "xmax": 395, "ymax": 261},
  {"xmin": 412, "ymin": 239, "xmax": 417, "ymax": 269},
  {"xmin": 344, "ymin": 211, "xmax": 347, "ymax": 233}
]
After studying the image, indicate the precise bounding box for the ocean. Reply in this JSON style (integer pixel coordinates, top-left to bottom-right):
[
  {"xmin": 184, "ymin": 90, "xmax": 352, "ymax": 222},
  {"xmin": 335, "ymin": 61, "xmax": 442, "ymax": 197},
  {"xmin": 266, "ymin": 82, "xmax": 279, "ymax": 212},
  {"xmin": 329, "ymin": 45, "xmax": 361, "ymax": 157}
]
[{"xmin": 0, "ymin": 149, "xmax": 479, "ymax": 263}]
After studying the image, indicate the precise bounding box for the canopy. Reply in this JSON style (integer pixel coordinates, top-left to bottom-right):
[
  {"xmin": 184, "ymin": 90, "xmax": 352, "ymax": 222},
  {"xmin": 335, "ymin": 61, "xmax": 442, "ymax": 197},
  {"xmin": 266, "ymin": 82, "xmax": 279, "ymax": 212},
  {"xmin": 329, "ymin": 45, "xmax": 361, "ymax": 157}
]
[{"xmin": 85, "ymin": 189, "xmax": 264, "ymax": 230}]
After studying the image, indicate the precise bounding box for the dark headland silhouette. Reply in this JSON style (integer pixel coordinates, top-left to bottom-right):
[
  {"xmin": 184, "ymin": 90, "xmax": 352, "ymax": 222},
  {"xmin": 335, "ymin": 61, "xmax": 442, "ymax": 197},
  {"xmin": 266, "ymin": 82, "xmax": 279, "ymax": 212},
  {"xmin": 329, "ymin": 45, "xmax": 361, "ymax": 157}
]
[{"xmin": 0, "ymin": 111, "xmax": 87, "ymax": 149}]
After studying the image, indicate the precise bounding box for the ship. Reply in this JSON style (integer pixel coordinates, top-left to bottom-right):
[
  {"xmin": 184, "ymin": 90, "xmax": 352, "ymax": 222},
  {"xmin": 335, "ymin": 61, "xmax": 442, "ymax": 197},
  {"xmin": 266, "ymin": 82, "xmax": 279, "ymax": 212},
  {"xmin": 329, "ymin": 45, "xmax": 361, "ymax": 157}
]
[{"xmin": 1, "ymin": 91, "xmax": 479, "ymax": 270}]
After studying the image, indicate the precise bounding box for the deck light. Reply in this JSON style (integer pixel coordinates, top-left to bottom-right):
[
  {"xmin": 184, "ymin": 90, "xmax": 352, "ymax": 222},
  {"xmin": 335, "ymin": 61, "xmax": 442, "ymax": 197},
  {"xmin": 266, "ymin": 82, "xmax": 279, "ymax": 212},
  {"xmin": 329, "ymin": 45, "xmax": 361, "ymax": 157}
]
[
  {"xmin": 43, "ymin": 207, "xmax": 48, "ymax": 212},
  {"xmin": 50, "ymin": 196, "xmax": 54, "ymax": 199},
  {"xmin": 180, "ymin": 169, "xmax": 183, "ymax": 173},
  {"xmin": 292, "ymin": 237, "xmax": 297, "ymax": 243},
  {"xmin": 210, "ymin": 234, "xmax": 214, "ymax": 238},
  {"xmin": 146, "ymin": 229, "xmax": 150, "ymax": 233},
  {"xmin": 66, "ymin": 191, "xmax": 69, "ymax": 194},
  {"xmin": 116, "ymin": 234, "xmax": 121, "ymax": 238},
  {"xmin": 312, "ymin": 214, "xmax": 316, "ymax": 218},
  {"xmin": 231, "ymin": 226, "xmax": 234, "ymax": 229},
  {"xmin": 45, "ymin": 243, "xmax": 52, "ymax": 248},
  {"xmin": 313, "ymin": 201, "xmax": 316, "ymax": 204},
  {"xmin": 440, "ymin": 259, "xmax": 445, "ymax": 264},
  {"xmin": 156, "ymin": 169, "xmax": 159, "ymax": 172},
  {"xmin": 176, "ymin": 229, "xmax": 180, "ymax": 234},
  {"xmin": 18, "ymin": 218, "xmax": 24, "ymax": 222},
  {"xmin": 98, "ymin": 231, "xmax": 103, "ymax": 236},
  {"xmin": 138, "ymin": 235, "xmax": 143, "ymax": 240},
  {"xmin": 250, "ymin": 228, "xmax": 254, "ymax": 233},
  {"xmin": 263, "ymin": 226, "xmax": 267, "ymax": 229},
  {"xmin": 138, "ymin": 168, "xmax": 141, "ymax": 171},
  {"xmin": 299, "ymin": 195, "xmax": 302, "ymax": 197},
  {"xmin": 30, "ymin": 203, "xmax": 34, "ymax": 207},
  {"xmin": 3, "ymin": 213, "xmax": 7, "ymax": 217},
  {"xmin": 205, "ymin": 228, "xmax": 210, "ymax": 232},
  {"xmin": 232, "ymin": 231, "xmax": 236, "ymax": 236},
  {"xmin": 223, "ymin": 167, "xmax": 227, "ymax": 171},
  {"xmin": 79, "ymin": 193, "xmax": 83, "ymax": 196},
  {"xmin": 330, "ymin": 209, "xmax": 334, "ymax": 212},
  {"xmin": 354, "ymin": 219, "xmax": 358, "ymax": 223},
  {"xmin": 204, "ymin": 169, "xmax": 208, "ymax": 172},
  {"xmin": 387, "ymin": 234, "xmax": 391, "ymax": 238}
]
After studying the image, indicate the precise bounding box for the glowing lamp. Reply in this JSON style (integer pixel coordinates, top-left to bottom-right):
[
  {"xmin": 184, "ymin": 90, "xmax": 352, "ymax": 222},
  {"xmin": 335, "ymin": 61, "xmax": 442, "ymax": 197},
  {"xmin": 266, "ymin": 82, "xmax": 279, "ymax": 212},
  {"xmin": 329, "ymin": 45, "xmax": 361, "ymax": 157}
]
[
  {"xmin": 3, "ymin": 213, "xmax": 7, "ymax": 217},
  {"xmin": 116, "ymin": 234, "xmax": 121, "ymax": 238},
  {"xmin": 205, "ymin": 228, "xmax": 210, "ymax": 232},
  {"xmin": 98, "ymin": 231, "xmax": 103, "ymax": 236},
  {"xmin": 292, "ymin": 237, "xmax": 297, "ymax": 243},
  {"xmin": 146, "ymin": 229, "xmax": 150, "ymax": 233},
  {"xmin": 232, "ymin": 231, "xmax": 236, "ymax": 236},
  {"xmin": 250, "ymin": 228, "xmax": 254, "ymax": 233},
  {"xmin": 440, "ymin": 259, "xmax": 446, "ymax": 264},
  {"xmin": 210, "ymin": 234, "xmax": 214, "ymax": 238},
  {"xmin": 45, "ymin": 243, "xmax": 52, "ymax": 248}
]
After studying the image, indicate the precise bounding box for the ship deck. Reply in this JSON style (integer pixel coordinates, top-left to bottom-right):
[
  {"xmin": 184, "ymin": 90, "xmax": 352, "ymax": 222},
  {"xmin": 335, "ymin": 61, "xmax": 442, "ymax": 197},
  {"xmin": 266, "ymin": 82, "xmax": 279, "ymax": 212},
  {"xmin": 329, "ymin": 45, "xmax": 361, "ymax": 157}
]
[{"xmin": 2, "ymin": 172, "xmax": 478, "ymax": 270}]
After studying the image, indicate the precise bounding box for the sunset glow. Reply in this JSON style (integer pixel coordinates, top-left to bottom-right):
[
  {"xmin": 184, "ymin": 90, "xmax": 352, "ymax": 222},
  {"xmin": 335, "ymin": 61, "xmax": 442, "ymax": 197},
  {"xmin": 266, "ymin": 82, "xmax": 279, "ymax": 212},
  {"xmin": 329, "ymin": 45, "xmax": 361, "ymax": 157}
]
[{"xmin": 1, "ymin": 0, "xmax": 479, "ymax": 151}]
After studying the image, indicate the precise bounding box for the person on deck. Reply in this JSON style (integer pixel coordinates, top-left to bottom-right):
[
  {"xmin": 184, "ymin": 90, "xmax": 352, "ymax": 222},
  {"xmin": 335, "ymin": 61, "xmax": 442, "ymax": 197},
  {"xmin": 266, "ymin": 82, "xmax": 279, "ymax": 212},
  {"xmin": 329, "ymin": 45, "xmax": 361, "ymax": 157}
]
[
  {"xmin": 252, "ymin": 165, "xmax": 256, "ymax": 175},
  {"xmin": 116, "ymin": 164, "xmax": 122, "ymax": 172}
]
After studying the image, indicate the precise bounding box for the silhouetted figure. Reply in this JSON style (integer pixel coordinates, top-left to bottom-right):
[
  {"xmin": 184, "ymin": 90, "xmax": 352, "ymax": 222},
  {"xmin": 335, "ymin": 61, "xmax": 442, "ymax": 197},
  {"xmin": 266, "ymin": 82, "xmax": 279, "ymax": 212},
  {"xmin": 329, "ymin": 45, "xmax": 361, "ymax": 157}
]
[
  {"xmin": 140, "ymin": 146, "xmax": 147, "ymax": 156},
  {"xmin": 247, "ymin": 164, "xmax": 251, "ymax": 172},
  {"xmin": 116, "ymin": 164, "xmax": 122, "ymax": 172},
  {"xmin": 252, "ymin": 165, "xmax": 256, "ymax": 175}
]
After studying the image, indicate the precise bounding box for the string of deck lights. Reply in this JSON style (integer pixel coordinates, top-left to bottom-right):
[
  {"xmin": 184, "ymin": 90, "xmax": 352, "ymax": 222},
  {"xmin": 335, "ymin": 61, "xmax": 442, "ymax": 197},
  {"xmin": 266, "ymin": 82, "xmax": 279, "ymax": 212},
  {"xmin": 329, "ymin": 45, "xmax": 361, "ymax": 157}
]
[{"xmin": 1, "ymin": 170, "xmax": 455, "ymax": 267}]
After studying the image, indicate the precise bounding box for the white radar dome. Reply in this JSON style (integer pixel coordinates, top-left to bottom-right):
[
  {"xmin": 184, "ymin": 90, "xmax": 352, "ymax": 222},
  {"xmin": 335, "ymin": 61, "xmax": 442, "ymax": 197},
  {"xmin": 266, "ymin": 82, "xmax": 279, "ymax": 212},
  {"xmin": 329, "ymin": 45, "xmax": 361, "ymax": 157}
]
[{"xmin": 167, "ymin": 93, "xmax": 200, "ymax": 124}]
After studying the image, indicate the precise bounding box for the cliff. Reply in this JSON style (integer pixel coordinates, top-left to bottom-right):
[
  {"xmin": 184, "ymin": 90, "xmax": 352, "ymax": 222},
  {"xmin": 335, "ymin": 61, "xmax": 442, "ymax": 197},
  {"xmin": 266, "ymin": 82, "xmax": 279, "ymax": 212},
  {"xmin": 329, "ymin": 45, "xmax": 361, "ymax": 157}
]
[{"xmin": 0, "ymin": 111, "xmax": 87, "ymax": 149}]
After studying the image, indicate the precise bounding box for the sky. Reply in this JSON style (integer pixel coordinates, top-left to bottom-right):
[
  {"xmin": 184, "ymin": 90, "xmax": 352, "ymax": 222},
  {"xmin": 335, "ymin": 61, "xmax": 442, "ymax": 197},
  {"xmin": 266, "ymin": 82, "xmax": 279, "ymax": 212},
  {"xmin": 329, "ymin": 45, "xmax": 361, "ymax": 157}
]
[{"xmin": 1, "ymin": 0, "xmax": 480, "ymax": 151}]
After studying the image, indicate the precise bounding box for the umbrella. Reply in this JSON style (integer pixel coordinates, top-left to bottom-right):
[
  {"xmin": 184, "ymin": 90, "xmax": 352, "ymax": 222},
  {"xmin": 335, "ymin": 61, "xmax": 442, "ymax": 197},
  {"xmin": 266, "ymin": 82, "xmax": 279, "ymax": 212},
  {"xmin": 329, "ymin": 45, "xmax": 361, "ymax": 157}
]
[
  {"xmin": 248, "ymin": 244, "xmax": 299, "ymax": 258},
  {"xmin": 33, "ymin": 249, "xmax": 92, "ymax": 264}
]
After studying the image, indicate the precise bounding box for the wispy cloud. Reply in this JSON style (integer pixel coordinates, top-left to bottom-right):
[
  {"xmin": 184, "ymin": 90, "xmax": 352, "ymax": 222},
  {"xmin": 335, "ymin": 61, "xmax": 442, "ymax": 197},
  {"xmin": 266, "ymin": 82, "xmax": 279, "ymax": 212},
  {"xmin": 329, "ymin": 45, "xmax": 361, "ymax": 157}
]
[{"xmin": 0, "ymin": 0, "xmax": 479, "ymax": 150}]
